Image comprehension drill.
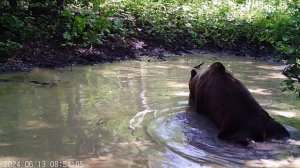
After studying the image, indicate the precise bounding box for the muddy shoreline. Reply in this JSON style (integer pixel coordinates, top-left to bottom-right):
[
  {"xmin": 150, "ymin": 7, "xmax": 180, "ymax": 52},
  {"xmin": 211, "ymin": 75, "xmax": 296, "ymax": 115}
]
[{"xmin": 0, "ymin": 37, "xmax": 276, "ymax": 73}]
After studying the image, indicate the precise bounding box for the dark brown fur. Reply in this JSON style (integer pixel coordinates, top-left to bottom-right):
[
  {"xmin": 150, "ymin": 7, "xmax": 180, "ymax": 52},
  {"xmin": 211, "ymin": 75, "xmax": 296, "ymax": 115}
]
[{"xmin": 189, "ymin": 62, "xmax": 290, "ymax": 144}]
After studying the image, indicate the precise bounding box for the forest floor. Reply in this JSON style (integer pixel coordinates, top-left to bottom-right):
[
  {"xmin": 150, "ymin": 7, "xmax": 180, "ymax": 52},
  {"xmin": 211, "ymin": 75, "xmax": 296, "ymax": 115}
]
[{"xmin": 0, "ymin": 36, "xmax": 276, "ymax": 73}]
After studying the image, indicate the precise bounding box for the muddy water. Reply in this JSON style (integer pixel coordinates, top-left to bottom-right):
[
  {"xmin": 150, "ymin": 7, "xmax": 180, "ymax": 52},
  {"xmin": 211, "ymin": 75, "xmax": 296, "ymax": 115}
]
[{"xmin": 0, "ymin": 55, "xmax": 300, "ymax": 168}]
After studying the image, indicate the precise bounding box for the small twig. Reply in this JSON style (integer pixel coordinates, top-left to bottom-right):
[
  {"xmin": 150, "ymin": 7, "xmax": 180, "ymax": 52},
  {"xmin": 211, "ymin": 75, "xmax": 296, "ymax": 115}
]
[{"xmin": 194, "ymin": 62, "xmax": 204, "ymax": 69}]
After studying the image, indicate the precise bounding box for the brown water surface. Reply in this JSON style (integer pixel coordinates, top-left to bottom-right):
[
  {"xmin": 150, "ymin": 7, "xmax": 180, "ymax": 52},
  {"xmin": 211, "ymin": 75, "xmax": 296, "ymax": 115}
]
[{"xmin": 0, "ymin": 55, "xmax": 299, "ymax": 168}]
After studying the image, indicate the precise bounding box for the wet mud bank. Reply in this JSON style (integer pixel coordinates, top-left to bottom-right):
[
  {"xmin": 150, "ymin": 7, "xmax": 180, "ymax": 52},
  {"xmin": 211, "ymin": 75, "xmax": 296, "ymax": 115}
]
[{"xmin": 0, "ymin": 37, "xmax": 276, "ymax": 73}]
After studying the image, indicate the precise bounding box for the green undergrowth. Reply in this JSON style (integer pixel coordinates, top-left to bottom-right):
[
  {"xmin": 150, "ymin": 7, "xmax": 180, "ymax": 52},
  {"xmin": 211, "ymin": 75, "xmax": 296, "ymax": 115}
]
[{"xmin": 0, "ymin": 0, "xmax": 299, "ymax": 96}]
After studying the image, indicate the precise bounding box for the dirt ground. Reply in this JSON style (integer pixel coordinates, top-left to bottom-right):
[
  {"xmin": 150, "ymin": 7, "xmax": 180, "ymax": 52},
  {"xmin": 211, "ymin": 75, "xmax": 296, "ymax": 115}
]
[{"xmin": 0, "ymin": 36, "xmax": 275, "ymax": 73}]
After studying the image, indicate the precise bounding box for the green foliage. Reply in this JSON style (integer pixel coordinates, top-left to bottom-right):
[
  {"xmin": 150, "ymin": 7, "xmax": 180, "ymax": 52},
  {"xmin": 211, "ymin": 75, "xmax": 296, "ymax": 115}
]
[
  {"xmin": 0, "ymin": 40, "xmax": 22, "ymax": 57},
  {"xmin": 61, "ymin": 7, "xmax": 116, "ymax": 46},
  {"xmin": 0, "ymin": 14, "xmax": 25, "ymax": 56},
  {"xmin": 0, "ymin": 14, "xmax": 24, "ymax": 39},
  {"xmin": 282, "ymin": 79, "xmax": 300, "ymax": 98},
  {"xmin": 0, "ymin": 1, "xmax": 53, "ymax": 56}
]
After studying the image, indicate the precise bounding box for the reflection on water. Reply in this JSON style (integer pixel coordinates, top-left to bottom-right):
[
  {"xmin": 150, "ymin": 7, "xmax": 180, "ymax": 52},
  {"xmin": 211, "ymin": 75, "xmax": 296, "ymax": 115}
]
[{"xmin": 0, "ymin": 55, "xmax": 300, "ymax": 167}]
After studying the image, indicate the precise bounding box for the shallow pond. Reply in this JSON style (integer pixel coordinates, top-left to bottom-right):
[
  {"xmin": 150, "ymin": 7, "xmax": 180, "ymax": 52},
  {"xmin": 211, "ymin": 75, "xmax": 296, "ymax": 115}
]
[{"xmin": 0, "ymin": 54, "xmax": 300, "ymax": 168}]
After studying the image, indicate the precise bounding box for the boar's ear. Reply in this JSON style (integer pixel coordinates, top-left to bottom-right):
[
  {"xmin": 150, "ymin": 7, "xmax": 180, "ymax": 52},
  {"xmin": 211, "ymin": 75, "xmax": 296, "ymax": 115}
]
[
  {"xmin": 211, "ymin": 62, "xmax": 226, "ymax": 73},
  {"xmin": 191, "ymin": 69, "xmax": 197, "ymax": 79}
]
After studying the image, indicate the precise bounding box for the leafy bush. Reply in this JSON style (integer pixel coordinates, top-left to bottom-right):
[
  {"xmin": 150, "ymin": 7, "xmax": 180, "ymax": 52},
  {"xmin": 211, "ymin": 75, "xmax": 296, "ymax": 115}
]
[
  {"xmin": 0, "ymin": 40, "xmax": 22, "ymax": 57},
  {"xmin": 0, "ymin": 14, "xmax": 25, "ymax": 56},
  {"xmin": 61, "ymin": 6, "xmax": 116, "ymax": 46}
]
